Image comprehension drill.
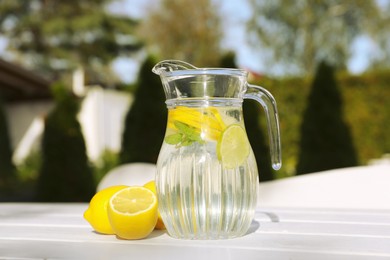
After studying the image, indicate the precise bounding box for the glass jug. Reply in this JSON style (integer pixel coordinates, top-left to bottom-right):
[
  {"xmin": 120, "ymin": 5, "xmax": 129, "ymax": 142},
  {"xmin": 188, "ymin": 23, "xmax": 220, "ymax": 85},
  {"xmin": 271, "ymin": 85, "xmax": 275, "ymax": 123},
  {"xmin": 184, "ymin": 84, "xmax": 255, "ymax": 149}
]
[{"xmin": 153, "ymin": 60, "xmax": 281, "ymax": 239}]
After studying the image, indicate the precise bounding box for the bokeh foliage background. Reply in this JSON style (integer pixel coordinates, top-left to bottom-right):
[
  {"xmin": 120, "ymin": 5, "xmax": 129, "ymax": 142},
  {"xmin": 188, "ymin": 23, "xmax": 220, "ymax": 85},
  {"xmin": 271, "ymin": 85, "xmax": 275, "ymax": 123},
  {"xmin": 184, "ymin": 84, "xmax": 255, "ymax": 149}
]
[
  {"xmin": 0, "ymin": 0, "xmax": 389, "ymax": 201},
  {"xmin": 258, "ymin": 69, "xmax": 390, "ymax": 178}
]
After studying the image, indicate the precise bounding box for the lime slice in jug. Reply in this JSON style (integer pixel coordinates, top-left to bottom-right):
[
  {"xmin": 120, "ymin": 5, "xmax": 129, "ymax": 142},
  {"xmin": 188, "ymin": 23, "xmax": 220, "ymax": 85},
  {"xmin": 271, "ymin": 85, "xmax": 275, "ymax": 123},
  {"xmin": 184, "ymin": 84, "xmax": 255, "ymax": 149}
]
[{"xmin": 217, "ymin": 124, "xmax": 250, "ymax": 169}]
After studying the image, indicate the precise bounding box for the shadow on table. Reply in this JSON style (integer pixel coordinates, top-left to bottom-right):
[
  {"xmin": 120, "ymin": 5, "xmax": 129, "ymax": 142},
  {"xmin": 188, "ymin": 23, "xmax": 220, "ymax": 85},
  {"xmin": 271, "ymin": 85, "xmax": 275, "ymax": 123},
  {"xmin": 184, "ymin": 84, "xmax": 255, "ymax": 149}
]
[
  {"xmin": 258, "ymin": 211, "xmax": 280, "ymax": 222},
  {"xmin": 246, "ymin": 211, "xmax": 279, "ymax": 235},
  {"xmin": 93, "ymin": 229, "xmax": 166, "ymax": 240},
  {"xmin": 246, "ymin": 220, "xmax": 260, "ymax": 235},
  {"xmin": 148, "ymin": 229, "xmax": 167, "ymax": 239}
]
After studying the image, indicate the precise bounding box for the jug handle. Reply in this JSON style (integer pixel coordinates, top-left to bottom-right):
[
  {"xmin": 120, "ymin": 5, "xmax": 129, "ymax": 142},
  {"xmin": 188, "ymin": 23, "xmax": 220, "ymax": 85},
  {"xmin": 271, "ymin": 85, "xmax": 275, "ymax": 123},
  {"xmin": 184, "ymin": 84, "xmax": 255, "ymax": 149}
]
[{"xmin": 244, "ymin": 84, "xmax": 282, "ymax": 170}]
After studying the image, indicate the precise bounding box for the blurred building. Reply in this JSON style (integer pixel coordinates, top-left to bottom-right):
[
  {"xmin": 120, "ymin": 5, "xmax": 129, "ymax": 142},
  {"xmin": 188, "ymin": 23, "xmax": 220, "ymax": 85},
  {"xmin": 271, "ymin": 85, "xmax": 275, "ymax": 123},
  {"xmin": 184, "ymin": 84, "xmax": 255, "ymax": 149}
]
[
  {"xmin": 0, "ymin": 59, "xmax": 131, "ymax": 165},
  {"xmin": 0, "ymin": 58, "xmax": 53, "ymax": 163},
  {"xmin": 78, "ymin": 86, "xmax": 132, "ymax": 163}
]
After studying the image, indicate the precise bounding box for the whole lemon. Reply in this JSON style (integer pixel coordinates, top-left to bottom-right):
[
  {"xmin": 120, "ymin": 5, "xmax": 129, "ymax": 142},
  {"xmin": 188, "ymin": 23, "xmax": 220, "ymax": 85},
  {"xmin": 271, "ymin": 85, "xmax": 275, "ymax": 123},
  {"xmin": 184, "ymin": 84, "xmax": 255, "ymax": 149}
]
[
  {"xmin": 144, "ymin": 180, "xmax": 166, "ymax": 230},
  {"xmin": 84, "ymin": 185, "xmax": 128, "ymax": 234}
]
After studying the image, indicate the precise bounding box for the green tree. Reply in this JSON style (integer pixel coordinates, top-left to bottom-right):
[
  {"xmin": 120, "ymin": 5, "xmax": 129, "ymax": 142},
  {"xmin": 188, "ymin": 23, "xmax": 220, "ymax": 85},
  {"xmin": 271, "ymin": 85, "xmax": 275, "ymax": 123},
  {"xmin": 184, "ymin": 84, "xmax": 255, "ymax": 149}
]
[
  {"xmin": 0, "ymin": 97, "xmax": 16, "ymax": 191},
  {"xmin": 120, "ymin": 55, "xmax": 167, "ymax": 164},
  {"xmin": 36, "ymin": 83, "xmax": 95, "ymax": 201},
  {"xmin": 247, "ymin": 0, "xmax": 384, "ymax": 75},
  {"xmin": 0, "ymin": 0, "xmax": 141, "ymax": 85},
  {"xmin": 220, "ymin": 52, "xmax": 273, "ymax": 181},
  {"xmin": 296, "ymin": 61, "xmax": 358, "ymax": 174},
  {"xmin": 138, "ymin": 0, "xmax": 222, "ymax": 67}
]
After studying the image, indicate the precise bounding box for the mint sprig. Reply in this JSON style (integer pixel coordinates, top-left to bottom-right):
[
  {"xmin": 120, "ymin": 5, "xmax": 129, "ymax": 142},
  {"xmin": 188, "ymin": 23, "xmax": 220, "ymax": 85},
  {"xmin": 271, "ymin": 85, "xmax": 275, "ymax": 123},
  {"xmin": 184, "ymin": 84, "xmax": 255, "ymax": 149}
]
[{"xmin": 164, "ymin": 121, "xmax": 204, "ymax": 147}]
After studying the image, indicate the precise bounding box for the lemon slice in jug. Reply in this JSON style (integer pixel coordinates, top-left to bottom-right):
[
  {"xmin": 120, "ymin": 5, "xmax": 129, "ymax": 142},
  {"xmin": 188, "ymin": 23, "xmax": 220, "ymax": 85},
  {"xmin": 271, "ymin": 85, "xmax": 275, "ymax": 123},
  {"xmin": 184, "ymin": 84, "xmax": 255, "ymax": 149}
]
[{"xmin": 217, "ymin": 124, "xmax": 250, "ymax": 169}]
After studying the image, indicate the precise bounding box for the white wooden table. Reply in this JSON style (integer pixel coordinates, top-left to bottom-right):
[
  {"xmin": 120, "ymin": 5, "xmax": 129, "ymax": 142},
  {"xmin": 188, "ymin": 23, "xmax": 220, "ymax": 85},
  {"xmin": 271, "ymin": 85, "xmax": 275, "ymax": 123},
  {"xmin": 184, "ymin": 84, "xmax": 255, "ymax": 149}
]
[{"xmin": 0, "ymin": 203, "xmax": 389, "ymax": 259}]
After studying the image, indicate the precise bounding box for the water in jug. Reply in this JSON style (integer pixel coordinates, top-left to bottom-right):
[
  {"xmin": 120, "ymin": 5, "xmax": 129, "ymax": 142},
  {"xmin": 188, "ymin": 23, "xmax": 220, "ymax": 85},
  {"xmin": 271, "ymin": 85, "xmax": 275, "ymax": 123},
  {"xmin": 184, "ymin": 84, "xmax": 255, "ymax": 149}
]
[{"xmin": 152, "ymin": 60, "xmax": 281, "ymax": 239}]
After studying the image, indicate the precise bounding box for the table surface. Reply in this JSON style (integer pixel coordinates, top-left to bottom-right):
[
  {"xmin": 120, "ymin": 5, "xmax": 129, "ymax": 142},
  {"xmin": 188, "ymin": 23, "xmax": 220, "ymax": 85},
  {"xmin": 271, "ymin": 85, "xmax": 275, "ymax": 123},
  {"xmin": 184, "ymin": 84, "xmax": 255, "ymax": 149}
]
[{"xmin": 1, "ymin": 203, "xmax": 390, "ymax": 260}]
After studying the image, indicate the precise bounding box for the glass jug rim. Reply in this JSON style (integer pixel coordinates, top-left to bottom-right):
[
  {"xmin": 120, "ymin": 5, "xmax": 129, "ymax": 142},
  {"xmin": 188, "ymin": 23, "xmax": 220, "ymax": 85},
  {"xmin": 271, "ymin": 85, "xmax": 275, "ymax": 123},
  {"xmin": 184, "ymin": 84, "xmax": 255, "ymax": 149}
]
[{"xmin": 158, "ymin": 68, "xmax": 248, "ymax": 78}]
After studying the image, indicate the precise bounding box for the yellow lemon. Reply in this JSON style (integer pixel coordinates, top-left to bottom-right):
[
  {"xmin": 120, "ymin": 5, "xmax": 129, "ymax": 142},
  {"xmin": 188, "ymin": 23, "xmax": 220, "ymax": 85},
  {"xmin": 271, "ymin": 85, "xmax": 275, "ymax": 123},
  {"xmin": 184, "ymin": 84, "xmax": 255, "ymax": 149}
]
[
  {"xmin": 168, "ymin": 106, "xmax": 226, "ymax": 141},
  {"xmin": 108, "ymin": 186, "xmax": 158, "ymax": 240},
  {"xmin": 83, "ymin": 185, "xmax": 128, "ymax": 234},
  {"xmin": 144, "ymin": 180, "xmax": 166, "ymax": 230}
]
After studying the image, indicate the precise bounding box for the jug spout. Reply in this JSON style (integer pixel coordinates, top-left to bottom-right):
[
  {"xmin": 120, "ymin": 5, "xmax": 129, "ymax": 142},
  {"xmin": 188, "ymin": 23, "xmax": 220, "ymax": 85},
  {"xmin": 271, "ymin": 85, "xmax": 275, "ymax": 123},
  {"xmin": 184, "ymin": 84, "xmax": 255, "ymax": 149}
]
[{"xmin": 152, "ymin": 60, "xmax": 198, "ymax": 75}]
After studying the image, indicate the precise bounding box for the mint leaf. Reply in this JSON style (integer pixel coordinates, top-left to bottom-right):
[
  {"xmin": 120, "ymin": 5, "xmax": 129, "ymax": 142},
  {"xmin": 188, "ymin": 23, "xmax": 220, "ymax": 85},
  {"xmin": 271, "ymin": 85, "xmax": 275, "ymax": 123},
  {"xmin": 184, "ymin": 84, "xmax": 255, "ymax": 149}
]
[
  {"xmin": 164, "ymin": 133, "xmax": 183, "ymax": 145},
  {"xmin": 174, "ymin": 121, "xmax": 199, "ymax": 139},
  {"xmin": 181, "ymin": 139, "xmax": 193, "ymax": 146},
  {"xmin": 187, "ymin": 131, "xmax": 204, "ymax": 143},
  {"xmin": 168, "ymin": 120, "xmax": 205, "ymax": 147},
  {"xmin": 173, "ymin": 121, "xmax": 191, "ymax": 134}
]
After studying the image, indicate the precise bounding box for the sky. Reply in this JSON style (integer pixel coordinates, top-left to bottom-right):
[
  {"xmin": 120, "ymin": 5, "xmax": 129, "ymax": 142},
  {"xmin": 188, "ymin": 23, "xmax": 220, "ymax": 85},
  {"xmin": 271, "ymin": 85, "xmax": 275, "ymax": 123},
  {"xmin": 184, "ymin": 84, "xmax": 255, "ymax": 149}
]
[
  {"xmin": 109, "ymin": 0, "xmax": 379, "ymax": 83},
  {"xmin": 109, "ymin": 0, "xmax": 275, "ymax": 82},
  {"xmin": 0, "ymin": 0, "xmax": 381, "ymax": 83}
]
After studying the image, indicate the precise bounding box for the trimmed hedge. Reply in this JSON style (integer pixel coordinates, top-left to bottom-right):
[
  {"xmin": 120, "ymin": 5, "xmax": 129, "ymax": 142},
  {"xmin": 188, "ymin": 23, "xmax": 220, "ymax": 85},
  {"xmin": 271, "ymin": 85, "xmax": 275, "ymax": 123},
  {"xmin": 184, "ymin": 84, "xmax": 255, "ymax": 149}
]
[
  {"xmin": 36, "ymin": 83, "xmax": 95, "ymax": 202},
  {"xmin": 120, "ymin": 55, "xmax": 167, "ymax": 164},
  {"xmin": 296, "ymin": 61, "xmax": 358, "ymax": 174},
  {"xmin": 0, "ymin": 96, "xmax": 16, "ymax": 194}
]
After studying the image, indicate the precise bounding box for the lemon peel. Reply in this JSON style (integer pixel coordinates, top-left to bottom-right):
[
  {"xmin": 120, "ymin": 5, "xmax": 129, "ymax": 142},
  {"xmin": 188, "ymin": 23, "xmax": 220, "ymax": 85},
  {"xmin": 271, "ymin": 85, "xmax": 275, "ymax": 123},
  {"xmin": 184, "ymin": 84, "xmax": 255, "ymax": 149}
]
[
  {"xmin": 144, "ymin": 180, "xmax": 166, "ymax": 230},
  {"xmin": 167, "ymin": 106, "xmax": 226, "ymax": 141},
  {"xmin": 83, "ymin": 185, "xmax": 128, "ymax": 234}
]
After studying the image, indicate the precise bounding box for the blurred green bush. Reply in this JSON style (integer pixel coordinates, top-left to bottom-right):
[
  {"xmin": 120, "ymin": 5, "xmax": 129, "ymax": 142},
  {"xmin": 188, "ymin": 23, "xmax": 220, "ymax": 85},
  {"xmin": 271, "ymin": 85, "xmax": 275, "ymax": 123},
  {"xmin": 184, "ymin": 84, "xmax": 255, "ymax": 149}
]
[
  {"xmin": 0, "ymin": 97, "xmax": 16, "ymax": 197},
  {"xmin": 93, "ymin": 149, "xmax": 120, "ymax": 185},
  {"xmin": 36, "ymin": 82, "xmax": 95, "ymax": 202},
  {"xmin": 257, "ymin": 69, "xmax": 390, "ymax": 178},
  {"xmin": 120, "ymin": 55, "xmax": 167, "ymax": 164},
  {"xmin": 4, "ymin": 66, "xmax": 388, "ymax": 202},
  {"xmin": 296, "ymin": 61, "xmax": 358, "ymax": 174}
]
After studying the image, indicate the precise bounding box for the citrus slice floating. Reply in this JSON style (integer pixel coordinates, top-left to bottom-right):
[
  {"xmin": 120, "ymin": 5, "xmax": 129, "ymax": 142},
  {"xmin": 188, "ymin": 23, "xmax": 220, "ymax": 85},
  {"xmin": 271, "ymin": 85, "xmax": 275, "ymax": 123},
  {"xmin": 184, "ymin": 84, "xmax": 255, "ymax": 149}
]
[
  {"xmin": 108, "ymin": 186, "xmax": 158, "ymax": 240},
  {"xmin": 83, "ymin": 185, "xmax": 128, "ymax": 234},
  {"xmin": 217, "ymin": 124, "xmax": 250, "ymax": 169},
  {"xmin": 167, "ymin": 106, "xmax": 225, "ymax": 141}
]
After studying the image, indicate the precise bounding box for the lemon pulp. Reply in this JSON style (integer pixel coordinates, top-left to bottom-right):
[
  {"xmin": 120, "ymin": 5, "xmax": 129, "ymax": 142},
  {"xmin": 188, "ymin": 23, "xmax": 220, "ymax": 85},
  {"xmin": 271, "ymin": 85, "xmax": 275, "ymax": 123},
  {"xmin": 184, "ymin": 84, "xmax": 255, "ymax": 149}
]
[{"xmin": 108, "ymin": 186, "xmax": 158, "ymax": 240}]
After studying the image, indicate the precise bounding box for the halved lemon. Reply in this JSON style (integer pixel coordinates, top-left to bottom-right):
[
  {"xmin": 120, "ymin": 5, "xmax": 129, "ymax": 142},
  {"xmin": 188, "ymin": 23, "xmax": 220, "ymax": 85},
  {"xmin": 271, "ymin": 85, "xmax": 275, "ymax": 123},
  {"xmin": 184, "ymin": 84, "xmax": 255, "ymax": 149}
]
[
  {"xmin": 217, "ymin": 124, "xmax": 250, "ymax": 169},
  {"xmin": 108, "ymin": 186, "xmax": 158, "ymax": 240}
]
